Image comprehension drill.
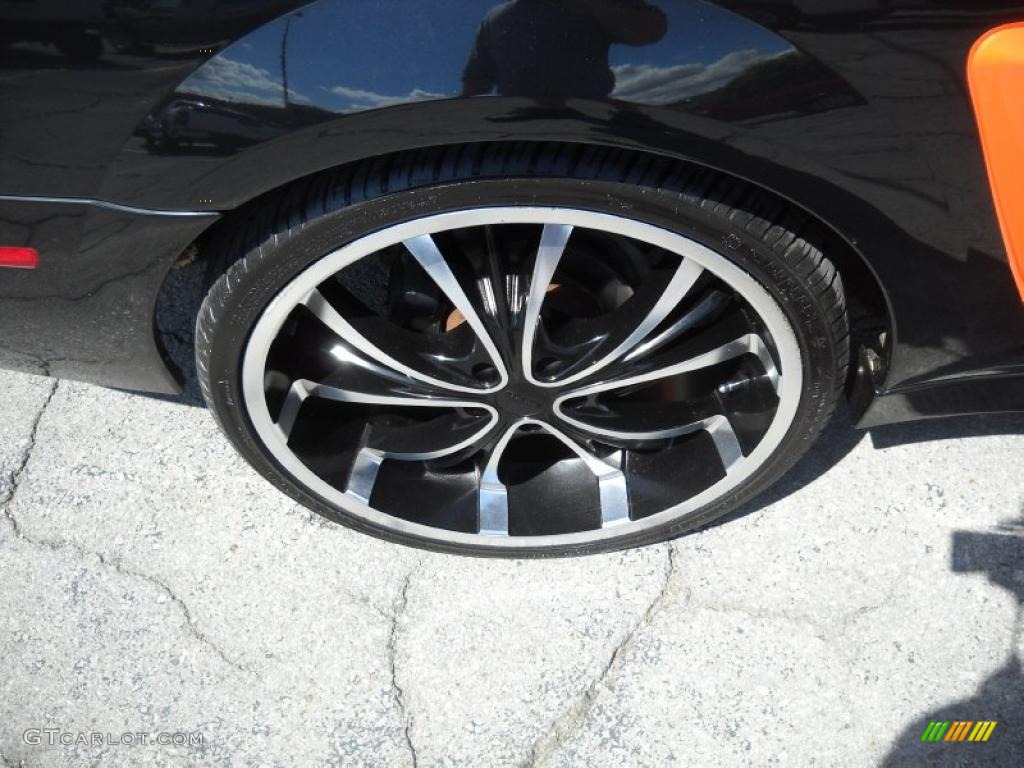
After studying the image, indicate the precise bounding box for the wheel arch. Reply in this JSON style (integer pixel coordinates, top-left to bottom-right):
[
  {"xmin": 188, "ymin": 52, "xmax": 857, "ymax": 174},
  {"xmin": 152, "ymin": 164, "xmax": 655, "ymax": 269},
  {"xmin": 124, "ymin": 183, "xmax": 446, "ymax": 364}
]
[{"xmin": 154, "ymin": 139, "xmax": 893, "ymax": 416}]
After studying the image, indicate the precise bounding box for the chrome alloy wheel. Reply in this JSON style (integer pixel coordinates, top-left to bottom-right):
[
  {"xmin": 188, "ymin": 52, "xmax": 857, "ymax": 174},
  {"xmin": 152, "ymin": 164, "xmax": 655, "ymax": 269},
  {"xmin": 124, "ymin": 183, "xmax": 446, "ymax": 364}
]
[{"xmin": 241, "ymin": 207, "xmax": 802, "ymax": 550}]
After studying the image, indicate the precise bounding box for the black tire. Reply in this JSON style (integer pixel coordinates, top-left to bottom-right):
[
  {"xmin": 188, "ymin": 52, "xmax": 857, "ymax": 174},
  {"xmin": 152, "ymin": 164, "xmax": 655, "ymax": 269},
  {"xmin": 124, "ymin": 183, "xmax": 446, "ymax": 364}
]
[{"xmin": 196, "ymin": 143, "xmax": 849, "ymax": 557}]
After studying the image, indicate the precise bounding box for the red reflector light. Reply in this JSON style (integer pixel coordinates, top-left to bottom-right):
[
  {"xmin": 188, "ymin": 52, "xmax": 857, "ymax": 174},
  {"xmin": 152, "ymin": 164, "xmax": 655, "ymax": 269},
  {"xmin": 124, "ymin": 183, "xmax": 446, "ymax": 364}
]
[{"xmin": 0, "ymin": 247, "xmax": 39, "ymax": 269}]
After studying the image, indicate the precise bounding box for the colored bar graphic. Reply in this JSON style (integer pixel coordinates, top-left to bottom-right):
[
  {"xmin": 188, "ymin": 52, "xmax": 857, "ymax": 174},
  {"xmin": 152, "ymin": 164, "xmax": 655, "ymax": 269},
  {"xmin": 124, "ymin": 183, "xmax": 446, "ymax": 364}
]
[
  {"xmin": 945, "ymin": 721, "xmax": 973, "ymax": 741},
  {"xmin": 922, "ymin": 720, "xmax": 997, "ymax": 743}
]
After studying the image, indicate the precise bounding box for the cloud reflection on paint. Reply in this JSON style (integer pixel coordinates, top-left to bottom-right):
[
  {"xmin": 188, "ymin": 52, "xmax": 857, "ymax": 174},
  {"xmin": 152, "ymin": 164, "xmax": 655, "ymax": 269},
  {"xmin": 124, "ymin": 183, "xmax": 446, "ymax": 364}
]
[
  {"xmin": 181, "ymin": 56, "xmax": 311, "ymax": 106},
  {"xmin": 612, "ymin": 48, "xmax": 788, "ymax": 105},
  {"xmin": 326, "ymin": 84, "xmax": 448, "ymax": 113}
]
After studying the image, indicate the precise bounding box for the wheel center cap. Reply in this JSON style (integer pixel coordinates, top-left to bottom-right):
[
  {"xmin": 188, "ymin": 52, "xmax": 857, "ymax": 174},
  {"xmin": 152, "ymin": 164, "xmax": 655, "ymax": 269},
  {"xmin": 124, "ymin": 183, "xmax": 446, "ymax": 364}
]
[{"xmin": 496, "ymin": 388, "xmax": 549, "ymax": 418}]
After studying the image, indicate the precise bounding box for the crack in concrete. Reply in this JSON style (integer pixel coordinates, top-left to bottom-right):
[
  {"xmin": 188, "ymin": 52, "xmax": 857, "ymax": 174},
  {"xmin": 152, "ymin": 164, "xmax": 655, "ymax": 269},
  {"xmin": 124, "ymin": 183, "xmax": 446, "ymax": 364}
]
[
  {"xmin": 684, "ymin": 568, "xmax": 905, "ymax": 643},
  {"xmin": 102, "ymin": 552, "xmax": 256, "ymax": 677},
  {"xmin": 3, "ymin": 524, "xmax": 257, "ymax": 678},
  {"xmin": 835, "ymin": 573, "xmax": 902, "ymax": 630},
  {"xmin": 521, "ymin": 545, "xmax": 679, "ymax": 768},
  {"xmin": 1, "ymin": 378, "xmax": 57, "ymax": 515},
  {"xmin": 386, "ymin": 567, "xmax": 420, "ymax": 768},
  {"xmin": 0, "ymin": 380, "xmax": 255, "ymax": 678}
]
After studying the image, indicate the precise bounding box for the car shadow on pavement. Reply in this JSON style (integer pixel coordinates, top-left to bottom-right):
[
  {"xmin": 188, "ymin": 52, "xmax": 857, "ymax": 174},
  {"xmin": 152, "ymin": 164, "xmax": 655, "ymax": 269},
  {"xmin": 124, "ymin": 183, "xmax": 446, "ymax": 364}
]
[
  {"xmin": 869, "ymin": 413, "xmax": 1024, "ymax": 450},
  {"xmin": 709, "ymin": 409, "xmax": 1024, "ymax": 531},
  {"xmin": 879, "ymin": 516, "xmax": 1024, "ymax": 768}
]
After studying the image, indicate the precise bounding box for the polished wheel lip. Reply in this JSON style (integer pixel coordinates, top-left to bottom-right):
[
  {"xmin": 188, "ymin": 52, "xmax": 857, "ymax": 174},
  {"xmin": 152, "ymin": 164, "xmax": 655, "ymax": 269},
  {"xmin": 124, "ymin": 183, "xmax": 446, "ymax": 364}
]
[{"xmin": 241, "ymin": 206, "xmax": 803, "ymax": 550}]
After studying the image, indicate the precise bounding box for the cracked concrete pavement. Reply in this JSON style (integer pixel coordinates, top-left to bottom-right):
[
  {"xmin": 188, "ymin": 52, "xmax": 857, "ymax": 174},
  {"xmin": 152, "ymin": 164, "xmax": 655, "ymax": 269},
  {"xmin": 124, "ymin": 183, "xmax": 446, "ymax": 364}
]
[{"xmin": 1, "ymin": 367, "xmax": 1023, "ymax": 767}]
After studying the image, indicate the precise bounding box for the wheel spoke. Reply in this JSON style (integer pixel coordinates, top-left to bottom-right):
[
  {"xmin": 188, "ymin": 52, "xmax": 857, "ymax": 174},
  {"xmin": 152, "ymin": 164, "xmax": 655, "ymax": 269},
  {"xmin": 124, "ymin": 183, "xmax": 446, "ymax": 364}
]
[
  {"xmin": 521, "ymin": 224, "xmax": 574, "ymax": 381},
  {"xmin": 278, "ymin": 378, "xmax": 499, "ymax": 506},
  {"xmin": 301, "ymin": 287, "xmax": 497, "ymax": 394},
  {"xmin": 346, "ymin": 448, "xmax": 385, "ymax": 503},
  {"xmin": 273, "ymin": 318, "xmax": 469, "ymax": 438},
  {"xmin": 554, "ymin": 333, "xmax": 779, "ymax": 406},
  {"xmin": 403, "ymin": 234, "xmax": 509, "ymax": 388},
  {"xmin": 623, "ymin": 289, "xmax": 732, "ymax": 363},
  {"xmin": 553, "ymin": 334, "xmax": 778, "ymax": 469},
  {"xmin": 705, "ymin": 415, "xmax": 745, "ymax": 471},
  {"xmin": 477, "ymin": 419, "xmax": 630, "ymax": 536},
  {"xmin": 275, "ymin": 378, "xmax": 498, "ymax": 448},
  {"xmin": 529, "ymin": 258, "xmax": 705, "ymax": 387},
  {"xmin": 539, "ymin": 422, "xmax": 630, "ymax": 528},
  {"xmin": 478, "ymin": 424, "xmax": 519, "ymax": 537}
]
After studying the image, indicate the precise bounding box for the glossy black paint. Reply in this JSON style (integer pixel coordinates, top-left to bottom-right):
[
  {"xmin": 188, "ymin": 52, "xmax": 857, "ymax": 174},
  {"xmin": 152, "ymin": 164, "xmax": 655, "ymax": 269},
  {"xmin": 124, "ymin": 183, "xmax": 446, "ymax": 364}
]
[
  {"xmin": 0, "ymin": 198, "xmax": 215, "ymax": 391},
  {"xmin": 1, "ymin": 0, "xmax": 1023, "ymax": 422}
]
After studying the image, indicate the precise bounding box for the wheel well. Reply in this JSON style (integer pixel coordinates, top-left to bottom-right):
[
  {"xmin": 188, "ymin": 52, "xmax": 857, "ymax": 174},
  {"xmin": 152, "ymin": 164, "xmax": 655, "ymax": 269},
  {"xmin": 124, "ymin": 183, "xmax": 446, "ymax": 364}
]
[{"xmin": 154, "ymin": 140, "xmax": 892, "ymax": 403}]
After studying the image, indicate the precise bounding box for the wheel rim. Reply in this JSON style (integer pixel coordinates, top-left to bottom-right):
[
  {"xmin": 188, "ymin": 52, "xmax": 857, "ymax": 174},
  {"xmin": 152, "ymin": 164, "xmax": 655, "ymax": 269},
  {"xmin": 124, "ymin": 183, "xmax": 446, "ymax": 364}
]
[{"xmin": 242, "ymin": 207, "xmax": 803, "ymax": 549}]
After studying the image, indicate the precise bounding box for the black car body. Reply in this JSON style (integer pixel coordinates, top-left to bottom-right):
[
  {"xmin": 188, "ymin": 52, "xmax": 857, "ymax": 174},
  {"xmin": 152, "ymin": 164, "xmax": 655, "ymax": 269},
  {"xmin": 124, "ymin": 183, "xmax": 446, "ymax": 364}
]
[
  {"xmin": 2, "ymin": 0, "xmax": 1023, "ymax": 554},
  {"xmin": 3, "ymin": 0, "xmax": 1022, "ymax": 422}
]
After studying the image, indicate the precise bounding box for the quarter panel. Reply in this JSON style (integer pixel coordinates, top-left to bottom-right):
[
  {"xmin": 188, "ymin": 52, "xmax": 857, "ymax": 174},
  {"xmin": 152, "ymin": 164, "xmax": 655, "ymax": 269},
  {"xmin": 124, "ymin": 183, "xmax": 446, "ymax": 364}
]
[
  {"xmin": 3, "ymin": 0, "xmax": 1024, "ymax": 411},
  {"xmin": 99, "ymin": 0, "xmax": 861, "ymax": 211},
  {"xmin": 96, "ymin": 0, "xmax": 1024, "ymax": 393},
  {"xmin": 0, "ymin": 199, "xmax": 215, "ymax": 392}
]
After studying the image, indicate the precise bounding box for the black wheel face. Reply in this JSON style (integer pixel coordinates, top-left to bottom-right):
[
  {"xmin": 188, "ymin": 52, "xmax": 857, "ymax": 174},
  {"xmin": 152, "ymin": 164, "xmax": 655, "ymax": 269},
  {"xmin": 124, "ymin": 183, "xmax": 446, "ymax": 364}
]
[{"xmin": 240, "ymin": 207, "xmax": 803, "ymax": 551}]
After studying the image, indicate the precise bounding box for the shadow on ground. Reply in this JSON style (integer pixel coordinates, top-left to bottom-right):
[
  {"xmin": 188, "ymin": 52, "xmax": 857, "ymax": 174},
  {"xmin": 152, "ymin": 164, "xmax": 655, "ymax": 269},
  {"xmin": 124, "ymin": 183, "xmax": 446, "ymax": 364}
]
[
  {"xmin": 870, "ymin": 414, "xmax": 1024, "ymax": 450},
  {"xmin": 711, "ymin": 409, "xmax": 1024, "ymax": 530},
  {"xmin": 880, "ymin": 516, "xmax": 1024, "ymax": 767}
]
